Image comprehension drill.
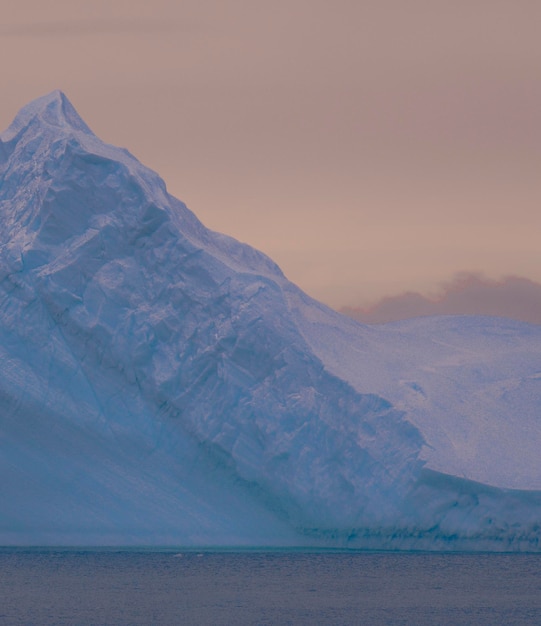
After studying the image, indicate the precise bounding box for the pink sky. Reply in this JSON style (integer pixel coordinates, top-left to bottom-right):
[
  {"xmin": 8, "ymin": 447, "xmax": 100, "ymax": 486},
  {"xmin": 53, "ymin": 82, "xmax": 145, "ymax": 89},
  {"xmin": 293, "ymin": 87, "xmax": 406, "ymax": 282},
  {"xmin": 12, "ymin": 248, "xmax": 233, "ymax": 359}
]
[{"xmin": 1, "ymin": 1, "xmax": 540, "ymax": 308}]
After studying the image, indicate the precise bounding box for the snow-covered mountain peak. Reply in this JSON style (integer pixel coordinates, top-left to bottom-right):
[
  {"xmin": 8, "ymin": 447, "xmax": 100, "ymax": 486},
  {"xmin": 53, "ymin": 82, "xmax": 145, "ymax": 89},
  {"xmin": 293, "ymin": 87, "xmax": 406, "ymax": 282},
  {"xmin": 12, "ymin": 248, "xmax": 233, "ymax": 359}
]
[
  {"xmin": 0, "ymin": 91, "xmax": 285, "ymax": 283},
  {"xmin": 0, "ymin": 90, "xmax": 150, "ymax": 194},
  {"xmin": 0, "ymin": 91, "xmax": 183, "ymax": 270},
  {"xmin": 1, "ymin": 90, "xmax": 93, "ymax": 143}
]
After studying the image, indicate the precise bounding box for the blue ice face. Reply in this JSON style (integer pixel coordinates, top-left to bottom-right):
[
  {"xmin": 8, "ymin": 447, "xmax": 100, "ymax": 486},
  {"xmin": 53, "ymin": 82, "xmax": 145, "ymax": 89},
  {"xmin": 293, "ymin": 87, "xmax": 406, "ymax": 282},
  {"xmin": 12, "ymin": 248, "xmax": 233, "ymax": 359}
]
[{"xmin": 0, "ymin": 92, "xmax": 540, "ymax": 551}]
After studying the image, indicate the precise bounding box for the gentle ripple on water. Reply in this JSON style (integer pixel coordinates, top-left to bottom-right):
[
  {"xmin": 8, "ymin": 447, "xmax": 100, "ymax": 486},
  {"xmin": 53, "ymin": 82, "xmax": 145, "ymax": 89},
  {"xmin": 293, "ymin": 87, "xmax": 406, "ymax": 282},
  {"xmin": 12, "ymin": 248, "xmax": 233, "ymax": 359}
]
[{"xmin": 0, "ymin": 549, "xmax": 540, "ymax": 625}]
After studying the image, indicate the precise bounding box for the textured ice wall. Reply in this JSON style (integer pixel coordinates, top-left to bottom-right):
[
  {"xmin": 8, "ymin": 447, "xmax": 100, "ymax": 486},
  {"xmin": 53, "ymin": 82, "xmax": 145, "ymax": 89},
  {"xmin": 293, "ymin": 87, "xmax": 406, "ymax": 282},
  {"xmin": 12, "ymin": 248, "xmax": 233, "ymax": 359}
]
[{"xmin": 1, "ymin": 92, "xmax": 540, "ymax": 550}]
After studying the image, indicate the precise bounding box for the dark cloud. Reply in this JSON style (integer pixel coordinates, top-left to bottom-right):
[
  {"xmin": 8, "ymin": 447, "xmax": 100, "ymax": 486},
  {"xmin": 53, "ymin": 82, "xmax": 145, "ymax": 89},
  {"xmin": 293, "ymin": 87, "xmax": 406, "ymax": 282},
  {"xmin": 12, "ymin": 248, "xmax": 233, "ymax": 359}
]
[
  {"xmin": 0, "ymin": 19, "xmax": 182, "ymax": 38},
  {"xmin": 341, "ymin": 274, "xmax": 541, "ymax": 325}
]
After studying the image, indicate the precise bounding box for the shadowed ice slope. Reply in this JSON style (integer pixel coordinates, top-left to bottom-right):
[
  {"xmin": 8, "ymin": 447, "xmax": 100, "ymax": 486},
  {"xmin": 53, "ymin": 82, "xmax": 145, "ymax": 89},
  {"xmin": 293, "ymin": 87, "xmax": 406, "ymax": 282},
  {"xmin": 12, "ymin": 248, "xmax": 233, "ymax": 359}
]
[{"xmin": 1, "ymin": 92, "xmax": 540, "ymax": 550}]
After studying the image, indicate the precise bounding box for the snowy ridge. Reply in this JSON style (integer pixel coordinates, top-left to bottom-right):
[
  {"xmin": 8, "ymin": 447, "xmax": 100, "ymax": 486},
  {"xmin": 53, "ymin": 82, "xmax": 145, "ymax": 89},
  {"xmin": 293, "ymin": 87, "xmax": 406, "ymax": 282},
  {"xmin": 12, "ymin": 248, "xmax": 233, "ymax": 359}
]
[{"xmin": 1, "ymin": 92, "xmax": 540, "ymax": 550}]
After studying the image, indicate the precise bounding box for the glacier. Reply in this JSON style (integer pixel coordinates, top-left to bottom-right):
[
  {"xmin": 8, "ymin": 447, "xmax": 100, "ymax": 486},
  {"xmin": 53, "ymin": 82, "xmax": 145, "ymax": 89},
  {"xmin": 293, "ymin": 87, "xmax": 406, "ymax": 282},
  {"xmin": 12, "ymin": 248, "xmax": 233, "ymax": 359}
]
[{"xmin": 0, "ymin": 91, "xmax": 540, "ymax": 550}]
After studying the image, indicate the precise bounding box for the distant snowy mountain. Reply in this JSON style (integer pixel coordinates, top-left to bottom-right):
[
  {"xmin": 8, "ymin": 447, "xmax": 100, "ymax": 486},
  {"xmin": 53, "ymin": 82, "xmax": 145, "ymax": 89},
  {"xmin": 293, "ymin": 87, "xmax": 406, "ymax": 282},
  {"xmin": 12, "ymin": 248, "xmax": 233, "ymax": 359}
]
[{"xmin": 1, "ymin": 91, "xmax": 540, "ymax": 550}]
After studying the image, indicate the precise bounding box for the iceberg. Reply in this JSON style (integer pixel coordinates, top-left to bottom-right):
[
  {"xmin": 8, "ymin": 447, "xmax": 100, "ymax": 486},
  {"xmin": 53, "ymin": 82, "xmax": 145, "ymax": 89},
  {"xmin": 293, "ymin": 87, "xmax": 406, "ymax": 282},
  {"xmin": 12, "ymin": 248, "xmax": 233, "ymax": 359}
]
[{"xmin": 1, "ymin": 91, "xmax": 540, "ymax": 550}]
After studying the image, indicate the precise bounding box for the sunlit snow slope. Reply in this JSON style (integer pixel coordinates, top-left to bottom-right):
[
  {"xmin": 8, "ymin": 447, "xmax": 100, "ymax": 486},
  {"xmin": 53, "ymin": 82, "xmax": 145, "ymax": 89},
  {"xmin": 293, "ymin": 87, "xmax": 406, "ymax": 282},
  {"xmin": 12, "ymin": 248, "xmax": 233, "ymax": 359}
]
[{"xmin": 1, "ymin": 92, "xmax": 540, "ymax": 550}]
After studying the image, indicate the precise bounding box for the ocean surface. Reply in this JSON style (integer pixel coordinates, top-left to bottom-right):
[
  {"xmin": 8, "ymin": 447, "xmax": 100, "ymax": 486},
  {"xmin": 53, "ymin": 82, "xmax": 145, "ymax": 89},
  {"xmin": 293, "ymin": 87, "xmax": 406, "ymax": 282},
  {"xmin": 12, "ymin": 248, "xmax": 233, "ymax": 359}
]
[{"xmin": 0, "ymin": 549, "xmax": 539, "ymax": 625}]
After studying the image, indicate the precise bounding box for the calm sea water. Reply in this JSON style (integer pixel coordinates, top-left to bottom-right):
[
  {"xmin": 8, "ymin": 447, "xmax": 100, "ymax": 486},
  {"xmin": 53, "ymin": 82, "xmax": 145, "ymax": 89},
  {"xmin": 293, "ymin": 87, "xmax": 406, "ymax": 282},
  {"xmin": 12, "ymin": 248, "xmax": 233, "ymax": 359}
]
[{"xmin": 0, "ymin": 549, "xmax": 539, "ymax": 625}]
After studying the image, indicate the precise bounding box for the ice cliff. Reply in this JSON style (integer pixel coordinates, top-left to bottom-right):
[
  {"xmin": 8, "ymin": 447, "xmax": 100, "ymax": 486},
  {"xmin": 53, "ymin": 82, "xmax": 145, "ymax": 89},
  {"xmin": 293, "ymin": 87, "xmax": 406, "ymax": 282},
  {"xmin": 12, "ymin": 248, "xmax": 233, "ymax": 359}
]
[{"xmin": 1, "ymin": 91, "xmax": 540, "ymax": 550}]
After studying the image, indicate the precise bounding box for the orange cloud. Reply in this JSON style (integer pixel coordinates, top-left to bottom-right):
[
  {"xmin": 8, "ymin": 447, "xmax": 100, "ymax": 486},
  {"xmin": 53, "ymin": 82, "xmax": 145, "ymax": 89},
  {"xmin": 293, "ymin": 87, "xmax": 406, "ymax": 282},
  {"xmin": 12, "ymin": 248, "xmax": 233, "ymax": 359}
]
[{"xmin": 341, "ymin": 273, "xmax": 541, "ymax": 325}]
